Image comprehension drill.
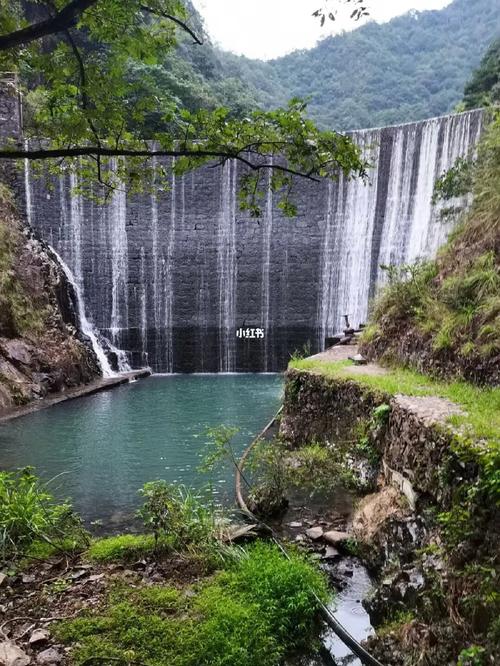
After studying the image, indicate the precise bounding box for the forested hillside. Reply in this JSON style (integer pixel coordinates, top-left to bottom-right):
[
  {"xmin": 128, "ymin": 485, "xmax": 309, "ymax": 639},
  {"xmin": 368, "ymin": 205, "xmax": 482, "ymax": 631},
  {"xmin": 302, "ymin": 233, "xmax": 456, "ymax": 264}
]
[
  {"xmin": 166, "ymin": 0, "xmax": 500, "ymax": 131},
  {"xmin": 463, "ymin": 37, "xmax": 500, "ymax": 110},
  {"xmin": 264, "ymin": 0, "xmax": 500, "ymax": 129}
]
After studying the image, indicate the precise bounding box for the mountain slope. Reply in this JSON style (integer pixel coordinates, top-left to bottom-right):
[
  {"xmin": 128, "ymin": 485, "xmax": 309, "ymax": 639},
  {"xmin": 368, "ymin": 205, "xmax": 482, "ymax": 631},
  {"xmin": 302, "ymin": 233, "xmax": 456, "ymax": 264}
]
[
  {"xmin": 138, "ymin": 0, "xmax": 500, "ymax": 131},
  {"xmin": 232, "ymin": 0, "xmax": 500, "ymax": 130}
]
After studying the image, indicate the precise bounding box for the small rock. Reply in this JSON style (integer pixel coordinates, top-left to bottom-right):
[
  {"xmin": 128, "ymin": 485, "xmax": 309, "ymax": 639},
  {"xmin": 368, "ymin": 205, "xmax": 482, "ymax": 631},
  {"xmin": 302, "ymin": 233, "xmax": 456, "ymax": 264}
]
[
  {"xmin": 0, "ymin": 573, "xmax": 8, "ymax": 588},
  {"xmin": 348, "ymin": 353, "xmax": 367, "ymax": 365},
  {"xmin": 288, "ymin": 521, "xmax": 303, "ymax": 529},
  {"xmin": 70, "ymin": 570, "xmax": 87, "ymax": 581},
  {"xmin": 323, "ymin": 530, "xmax": 350, "ymax": 546},
  {"xmin": 36, "ymin": 648, "xmax": 62, "ymax": 665},
  {"xmin": 28, "ymin": 630, "xmax": 49, "ymax": 647},
  {"xmin": 294, "ymin": 534, "xmax": 305, "ymax": 543},
  {"xmin": 0, "ymin": 641, "xmax": 31, "ymax": 666},
  {"xmin": 132, "ymin": 560, "xmax": 147, "ymax": 570},
  {"xmin": 86, "ymin": 574, "xmax": 105, "ymax": 583},
  {"xmin": 322, "ymin": 546, "xmax": 340, "ymax": 560},
  {"xmin": 21, "ymin": 575, "xmax": 35, "ymax": 585},
  {"xmin": 305, "ymin": 526, "xmax": 324, "ymax": 540}
]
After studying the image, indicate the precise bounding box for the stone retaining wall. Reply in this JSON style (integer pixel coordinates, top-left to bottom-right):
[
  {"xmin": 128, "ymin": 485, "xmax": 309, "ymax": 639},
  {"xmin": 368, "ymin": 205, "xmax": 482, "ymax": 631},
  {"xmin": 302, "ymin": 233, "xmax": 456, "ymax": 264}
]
[{"xmin": 279, "ymin": 368, "xmax": 477, "ymax": 508}]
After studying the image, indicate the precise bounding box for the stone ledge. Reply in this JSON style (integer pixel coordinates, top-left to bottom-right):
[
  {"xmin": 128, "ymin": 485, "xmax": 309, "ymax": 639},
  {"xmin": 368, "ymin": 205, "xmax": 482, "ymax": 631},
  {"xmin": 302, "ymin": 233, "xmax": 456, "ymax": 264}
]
[{"xmin": 0, "ymin": 369, "xmax": 151, "ymax": 423}]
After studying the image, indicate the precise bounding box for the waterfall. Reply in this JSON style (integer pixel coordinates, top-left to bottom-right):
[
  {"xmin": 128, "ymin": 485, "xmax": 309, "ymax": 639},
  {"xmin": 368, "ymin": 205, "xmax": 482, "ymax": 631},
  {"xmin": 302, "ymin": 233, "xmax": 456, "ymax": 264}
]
[
  {"xmin": 109, "ymin": 173, "xmax": 128, "ymax": 344},
  {"xmin": 23, "ymin": 139, "xmax": 32, "ymax": 226},
  {"xmin": 150, "ymin": 177, "xmax": 160, "ymax": 368},
  {"xmin": 52, "ymin": 250, "xmax": 114, "ymax": 378},
  {"xmin": 26, "ymin": 109, "xmax": 484, "ymax": 372},
  {"xmin": 140, "ymin": 246, "xmax": 147, "ymax": 362},
  {"xmin": 69, "ymin": 172, "xmax": 83, "ymax": 289},
  {"xmin": 217, "ymin": 161, "xmax": 238, "ymax": 372},
  {"xmin": 317, "ymin": 109, "xmax": 484, "ymax": 338},
  {"xmin": 261, "ymin": 166, "xmax": 273, "ymax": 371},
  {"xmin": 164, "ymin": 164, "xmax": 177, "ymax": 372}
]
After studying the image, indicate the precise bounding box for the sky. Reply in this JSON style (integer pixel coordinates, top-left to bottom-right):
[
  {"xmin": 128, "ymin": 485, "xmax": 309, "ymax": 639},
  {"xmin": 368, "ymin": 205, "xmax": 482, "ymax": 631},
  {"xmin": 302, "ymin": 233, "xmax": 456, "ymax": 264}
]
[{"xmin": 191, "ymin": 0, "xmax": 453, "ymax": 60}]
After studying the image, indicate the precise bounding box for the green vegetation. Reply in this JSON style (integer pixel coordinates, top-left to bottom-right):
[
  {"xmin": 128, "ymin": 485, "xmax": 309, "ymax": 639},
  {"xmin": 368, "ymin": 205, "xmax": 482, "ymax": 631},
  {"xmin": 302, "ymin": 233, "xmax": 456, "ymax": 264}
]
[
  {"xmin": 377, "ymin": 610, "xmax": 416, "ymax": 638},
  {"xmin": 87, "ymin": 481, "xmax": 232, "ymax": 565},
  {"xmin": 0, "ymin": 195, "xmax": 45, "ymax": 338},
  {"xmin": 361, "ymin": 112, "xmax": 500, "ymax": 384},
  {"xmin": 87, "ymin": 534, "xmax": 158, "ymax": 563},
  {"xmin": 463, "ymin": 38, "xmax": 500, "ymax": 110},
  {"xmin": 265, "ymin": 0, "xmax": 500, "ymax": 129},
  {"xmin": 55, "ymin": 542, "xmax": 329, "ymax": 666},
  {"xmin": 289, "ymin": 359, "xmax": 500, "ymax": 446},
  {"xmin": 0, "ymin": 467, "xmax": 88, "ymax": 562},
  {"xmin": 0, "ymin": 2, "xmax": 366, "ymax": 217},
  {"xmin": 137, "ymin": 481, "xmax": 221, "ymax": 554}
]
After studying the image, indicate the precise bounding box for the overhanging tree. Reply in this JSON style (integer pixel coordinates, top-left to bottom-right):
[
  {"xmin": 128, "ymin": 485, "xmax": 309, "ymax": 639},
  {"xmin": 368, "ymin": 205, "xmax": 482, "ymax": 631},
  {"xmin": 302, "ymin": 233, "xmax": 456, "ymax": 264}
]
[{"xmin": 0, "ymin": 0, "xmax": 369, "ymax": 214}]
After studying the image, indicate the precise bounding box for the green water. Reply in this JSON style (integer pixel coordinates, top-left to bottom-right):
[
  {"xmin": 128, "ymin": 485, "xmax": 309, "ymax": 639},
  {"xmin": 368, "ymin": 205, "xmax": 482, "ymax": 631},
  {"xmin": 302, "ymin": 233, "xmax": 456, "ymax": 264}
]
[{"xmin": 0, "ymin": 375, "xmax": 283, "ymax": 528}]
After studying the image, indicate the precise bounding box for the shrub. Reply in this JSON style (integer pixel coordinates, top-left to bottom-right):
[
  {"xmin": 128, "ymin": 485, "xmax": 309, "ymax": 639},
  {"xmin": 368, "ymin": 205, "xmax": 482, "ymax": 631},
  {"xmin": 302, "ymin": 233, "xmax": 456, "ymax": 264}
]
[
  {"xmin": 137, "ymin": 481, "xmax": 221, "ymax": 554},
  {"xmin": 0, "ymin": 467, "xmax": 87, "ymax": 562}
]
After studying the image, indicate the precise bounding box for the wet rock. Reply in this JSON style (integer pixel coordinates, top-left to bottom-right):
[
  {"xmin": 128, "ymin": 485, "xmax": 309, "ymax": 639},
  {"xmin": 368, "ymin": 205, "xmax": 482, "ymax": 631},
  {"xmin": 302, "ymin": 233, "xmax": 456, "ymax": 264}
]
[
  {"xmin": 36, "ymin": 649, "xmax": 62, "ymax": 665},
  {"xmin": 28, "ymin": 631, "xmax": 49, "ymax": 647},
  {"xmin": 322, "ymin": 546, "xmax": 340, "ymax": 560},
  {"xmin": 0, "ymin": 641, "xmax": 31, "ymax": 666},
  {"xmin": 348, "ymin": 353, "xmax": 367, "ymax": 365},
  {"xmin": 323, "ymin": 530, "xmax": 350, "ymax": 546},
  {"xmin": 305, "ymin": 526, "xmax": 323, "ymax": 540}
]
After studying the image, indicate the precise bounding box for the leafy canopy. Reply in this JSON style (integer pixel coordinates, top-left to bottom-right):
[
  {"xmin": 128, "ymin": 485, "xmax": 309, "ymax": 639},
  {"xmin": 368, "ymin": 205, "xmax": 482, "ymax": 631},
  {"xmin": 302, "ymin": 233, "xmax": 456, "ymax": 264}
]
[{"xmin": 0, "ymin": 0, "xmax": 367, "ymax": 215}]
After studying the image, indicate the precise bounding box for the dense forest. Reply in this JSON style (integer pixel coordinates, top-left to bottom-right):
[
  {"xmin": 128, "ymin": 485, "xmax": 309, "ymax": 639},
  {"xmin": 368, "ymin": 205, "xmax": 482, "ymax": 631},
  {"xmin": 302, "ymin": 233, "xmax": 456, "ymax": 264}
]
[
  {"xmin": 463, "ymin": 37, "xmax": 500, "ymax": 110},
  {"xmin": 158, "ymin": 0, "xmax": 500, "ymax": 130}
]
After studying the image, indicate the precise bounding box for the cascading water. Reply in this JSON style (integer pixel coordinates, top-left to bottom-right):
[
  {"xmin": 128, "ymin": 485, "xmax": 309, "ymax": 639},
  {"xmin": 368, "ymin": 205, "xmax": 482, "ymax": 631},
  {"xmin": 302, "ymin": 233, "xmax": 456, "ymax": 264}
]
[
  {"xmin": 164, "ymin": 164, "xmax": 177, "ymax": 373},
  {"xmin": 317, "ymin": 109, "xmax": 484, "ymax": 337},
  {"xmin": 26, "ymin": 109, "xmax": 484, "ymax": 372},
  {"xmin": 109, "ymin": 171, "xmax": 129, "ymax": 345},
  {"xmin": 217, "ymin": 160, "xmax": 238, "ymax": 372},
  {"xmin": 261, "ymin": 166, "xmax": 274, "ymax": 371},
  {"xmin": 140, "ymin": 246, "xmax": 147, "ymax": 363},
  {"xmin": 52, "ymin": 250, "xmax": 114, "ymax": 378}
]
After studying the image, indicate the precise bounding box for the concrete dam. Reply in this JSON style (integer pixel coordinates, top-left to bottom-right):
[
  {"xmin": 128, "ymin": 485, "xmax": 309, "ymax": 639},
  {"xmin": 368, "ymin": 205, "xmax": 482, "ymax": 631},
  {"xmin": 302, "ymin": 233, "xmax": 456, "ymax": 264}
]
[{"xmin": 25, "ymin": 108, "xmax": 483, "ymax": 373}]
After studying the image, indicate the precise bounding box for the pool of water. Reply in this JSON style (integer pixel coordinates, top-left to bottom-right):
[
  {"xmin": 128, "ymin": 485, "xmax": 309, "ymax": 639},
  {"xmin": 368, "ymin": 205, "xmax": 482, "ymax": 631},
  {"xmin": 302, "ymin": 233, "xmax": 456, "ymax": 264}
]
[{"xmin": 0, "ymin": 375, "xmax": 283, "ymax": 528}]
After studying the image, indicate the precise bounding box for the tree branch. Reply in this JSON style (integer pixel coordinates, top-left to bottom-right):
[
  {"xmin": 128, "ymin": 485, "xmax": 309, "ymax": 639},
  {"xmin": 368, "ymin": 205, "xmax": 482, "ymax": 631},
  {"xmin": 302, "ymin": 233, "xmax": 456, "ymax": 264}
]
[
  {"xmin": 140, "ymin": 5, "xmax": 203, "ymax": 45},
  {"xmin": 1, "ymin": 145, "xmax": 321, "ymax": 181},
  {"xmin": 0, "ymin": 0, "xmax": 98, "ymax": 51}
]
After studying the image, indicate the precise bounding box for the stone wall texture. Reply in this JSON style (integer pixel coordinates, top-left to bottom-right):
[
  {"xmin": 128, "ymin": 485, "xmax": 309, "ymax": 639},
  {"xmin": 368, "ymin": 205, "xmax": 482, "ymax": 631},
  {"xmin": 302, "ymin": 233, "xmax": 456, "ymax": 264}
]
[{"xmin": 1, "ymin": 77, "xmax": 484, "ymax": 372}]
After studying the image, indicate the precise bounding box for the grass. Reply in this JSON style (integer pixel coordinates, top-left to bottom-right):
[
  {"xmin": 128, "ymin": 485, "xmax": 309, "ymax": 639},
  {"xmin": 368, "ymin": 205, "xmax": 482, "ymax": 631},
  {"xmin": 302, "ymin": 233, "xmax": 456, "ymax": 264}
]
[
  {"xmin": 55, "ymin": 542, "xmax": 329, "ymax": 666},
  {"xmin": 289, "ymin": 358, "xmax": 500, "ymax": 445},
  {"xmin": 86, "ymin": 534, "xmax": 160, "ymax": 563}
]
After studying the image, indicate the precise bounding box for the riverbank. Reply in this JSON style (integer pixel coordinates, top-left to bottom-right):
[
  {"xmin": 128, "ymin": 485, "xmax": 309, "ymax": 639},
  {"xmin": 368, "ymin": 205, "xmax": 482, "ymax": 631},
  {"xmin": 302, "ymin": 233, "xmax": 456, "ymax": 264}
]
[
  {"xmin": 0, "ymin": 472, "xmax": 330, "ymax": 666},
  {"xmin": 0, "ymin": 370, "xmax": 151, "ymax": 423}
]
